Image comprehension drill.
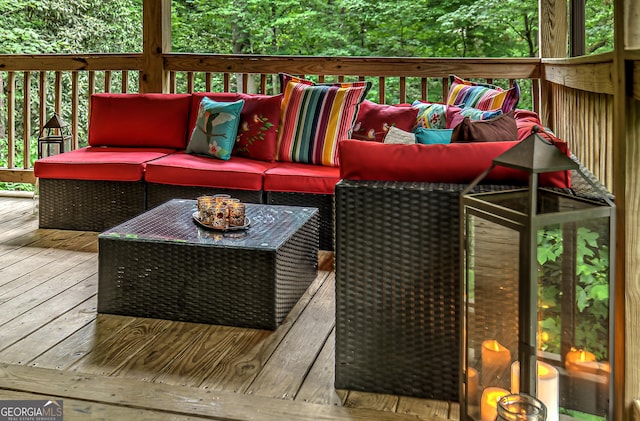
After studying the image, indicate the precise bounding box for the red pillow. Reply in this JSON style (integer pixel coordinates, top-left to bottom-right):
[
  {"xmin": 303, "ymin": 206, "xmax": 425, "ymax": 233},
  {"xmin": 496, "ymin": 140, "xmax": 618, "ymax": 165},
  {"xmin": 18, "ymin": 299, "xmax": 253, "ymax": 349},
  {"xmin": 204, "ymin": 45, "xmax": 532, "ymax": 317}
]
[
  {"xmin": 189, "ymin": 92, "xmax": 282, "ymax": 162},
  {"xmin": 351, "ymin": 100, "xmax": 419, "ymax": 142}
]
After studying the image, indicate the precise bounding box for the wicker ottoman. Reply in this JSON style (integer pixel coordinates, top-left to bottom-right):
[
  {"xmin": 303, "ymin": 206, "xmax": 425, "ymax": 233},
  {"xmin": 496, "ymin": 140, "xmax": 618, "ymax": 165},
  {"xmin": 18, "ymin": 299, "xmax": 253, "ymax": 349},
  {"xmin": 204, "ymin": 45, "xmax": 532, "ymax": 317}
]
[{"xmin": 98, "ymin": 199, "xmax": 319, "ymax": 330}]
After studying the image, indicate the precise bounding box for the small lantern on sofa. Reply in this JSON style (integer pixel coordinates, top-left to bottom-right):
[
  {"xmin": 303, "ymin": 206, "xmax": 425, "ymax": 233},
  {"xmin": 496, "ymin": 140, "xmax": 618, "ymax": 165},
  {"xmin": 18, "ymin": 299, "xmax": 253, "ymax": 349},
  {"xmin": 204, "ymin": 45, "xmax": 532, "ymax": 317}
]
[
  {"xmin": 460, "ymin": 133, "xmax": 615, "ymax": 421},
  {"xmin": 38, "ymin": 113, "xmax": 72, "ymax": 159}
]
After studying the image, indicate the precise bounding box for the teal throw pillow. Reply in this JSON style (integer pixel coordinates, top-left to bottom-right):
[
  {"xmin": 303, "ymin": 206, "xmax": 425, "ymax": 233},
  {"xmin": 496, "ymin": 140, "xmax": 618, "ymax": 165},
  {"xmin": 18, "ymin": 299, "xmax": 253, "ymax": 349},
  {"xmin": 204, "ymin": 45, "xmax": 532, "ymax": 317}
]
[
  {"xmin": 187, "ymin": 97, "xmax": 245, "ymax": 160},
  {"xmin": 414, "ymin": 127, "xmax": 453, "ymax": 145},
  {"xmin": 411, "ymin": 101, "xmax": 447, "ymax": 129}
]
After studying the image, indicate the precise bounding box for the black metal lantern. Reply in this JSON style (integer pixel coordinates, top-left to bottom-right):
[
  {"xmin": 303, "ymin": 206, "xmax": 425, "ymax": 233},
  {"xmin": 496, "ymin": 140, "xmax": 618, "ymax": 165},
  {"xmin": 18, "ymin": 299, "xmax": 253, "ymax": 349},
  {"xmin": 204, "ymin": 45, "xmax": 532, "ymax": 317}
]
[
  {"xmin": 38, "ymin": 113, "xmax": 72, "ymax": 159},
  {"xmin": 460, "ymin": 133, "xmax": 615, "ymax": 421}
]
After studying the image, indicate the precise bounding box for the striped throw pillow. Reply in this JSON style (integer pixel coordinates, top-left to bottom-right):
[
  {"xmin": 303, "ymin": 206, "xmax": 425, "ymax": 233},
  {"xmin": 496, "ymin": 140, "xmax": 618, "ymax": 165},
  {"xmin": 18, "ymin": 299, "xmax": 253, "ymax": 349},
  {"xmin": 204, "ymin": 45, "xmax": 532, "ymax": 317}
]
[
  {"xmin": 276, "ymin": 74, "xmax": 371, "ymax": 166},
  {"xmin": 446, "ymin": 75, "xmax": 520, "ymax": 113}
]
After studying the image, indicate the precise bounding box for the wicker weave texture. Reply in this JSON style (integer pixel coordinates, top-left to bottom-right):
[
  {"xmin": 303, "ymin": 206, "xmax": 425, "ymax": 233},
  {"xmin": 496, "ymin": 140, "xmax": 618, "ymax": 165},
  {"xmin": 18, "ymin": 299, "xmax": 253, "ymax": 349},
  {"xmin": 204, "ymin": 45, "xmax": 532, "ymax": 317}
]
[
  {"xmin": 146, "ymin": 183, "xmax": 263, "ymax": 210},
  {"xmin": 266, "ymin": 191, "xmax": 333, "ymax": 251},
  {"xmin": 334, "ymin": 180, "xmax": 521, "ymax": 400},
  {"xmin": 38, "ymin": 178, "xmax": 146, "ymax": 231},
  {"xmin": 334, "ymin": 180, "xmax": 465, "ymax": 400},
  {"xmin": 98, "ymin": 201, "xmax": 319, "ymax": 330}
]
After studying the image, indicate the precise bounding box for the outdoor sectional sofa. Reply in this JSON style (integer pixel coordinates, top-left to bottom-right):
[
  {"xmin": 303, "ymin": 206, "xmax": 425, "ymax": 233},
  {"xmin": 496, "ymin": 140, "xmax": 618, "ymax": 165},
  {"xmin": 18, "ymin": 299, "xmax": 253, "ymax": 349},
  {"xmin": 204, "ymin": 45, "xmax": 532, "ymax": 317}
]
[
  {"xmin": 33, "ymin": 78, "xmax": 586, "ymax": 401},
  {"xmin": 33, "ymin": 78, "xmax": 554, "ymax": 251}
]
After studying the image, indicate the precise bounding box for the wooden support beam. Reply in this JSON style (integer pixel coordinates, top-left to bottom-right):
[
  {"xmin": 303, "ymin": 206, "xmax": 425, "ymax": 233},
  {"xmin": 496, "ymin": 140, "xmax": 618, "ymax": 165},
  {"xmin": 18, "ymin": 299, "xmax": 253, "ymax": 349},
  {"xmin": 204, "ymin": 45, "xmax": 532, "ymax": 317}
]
[
  {"xmin": 141, "ymin": 0, "xmax": 171, "ymax": 93},
  {"xmin": 539, "ymin": 0, "xmax": 568, "ymax": 130},
  {"xmin": 626, "ymin": 1, "xmax": 640, "ymax": 48}
]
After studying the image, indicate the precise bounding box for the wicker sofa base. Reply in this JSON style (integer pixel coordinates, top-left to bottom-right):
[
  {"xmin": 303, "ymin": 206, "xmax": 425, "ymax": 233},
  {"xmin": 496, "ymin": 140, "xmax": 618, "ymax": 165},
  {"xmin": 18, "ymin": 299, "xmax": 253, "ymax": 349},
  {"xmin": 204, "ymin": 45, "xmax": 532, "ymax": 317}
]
[
  {"xmin": 39, "ymin": 180, "xmax": 334, "ymax": 253},
  {"xmin": 38, "ymin": 178, "xmax": 147, "ymax": 232},
  {"xmin": 146, "ymin": 182, "xmax": 264, "ymax": 210},
  {"xmin": 266, "ymin": 191, "xmax": 333, "ymax": 251},
  {"xmin": 334, "ymin": 179, "xmax": 522, "ymax": 400}
]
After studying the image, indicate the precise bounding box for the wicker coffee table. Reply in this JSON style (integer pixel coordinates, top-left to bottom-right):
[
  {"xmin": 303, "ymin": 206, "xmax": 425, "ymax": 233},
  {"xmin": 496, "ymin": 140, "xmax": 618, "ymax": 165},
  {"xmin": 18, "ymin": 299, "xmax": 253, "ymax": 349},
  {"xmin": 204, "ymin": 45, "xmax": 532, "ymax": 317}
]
[{"xmin": 97, "ymin": 199, "xmax": 319, "ymax": 330}]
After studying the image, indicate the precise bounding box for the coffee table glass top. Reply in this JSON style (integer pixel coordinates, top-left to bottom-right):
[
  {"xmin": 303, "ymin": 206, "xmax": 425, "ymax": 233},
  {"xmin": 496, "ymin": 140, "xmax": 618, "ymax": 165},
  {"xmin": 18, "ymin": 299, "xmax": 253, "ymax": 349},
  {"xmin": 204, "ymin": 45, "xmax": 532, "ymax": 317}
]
[{"xmin": 99, "ymin": 199, "xmax": 318, "ymax": 251}]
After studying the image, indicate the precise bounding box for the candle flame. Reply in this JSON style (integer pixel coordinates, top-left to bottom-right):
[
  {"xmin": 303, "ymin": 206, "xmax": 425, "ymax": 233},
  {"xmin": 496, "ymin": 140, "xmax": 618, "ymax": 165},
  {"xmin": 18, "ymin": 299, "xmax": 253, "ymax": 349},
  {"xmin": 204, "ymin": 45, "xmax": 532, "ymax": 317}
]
[
  {"xmin": 488, "ymin": 340, "xmax": 500, "ymax": 351},
  {"xmin": 538, "ymin": 363, "xmax": 550, "ymax": 376},
  {"xmin": 579, "ymin": 350, "xmax": 587, "ymax": 362}
]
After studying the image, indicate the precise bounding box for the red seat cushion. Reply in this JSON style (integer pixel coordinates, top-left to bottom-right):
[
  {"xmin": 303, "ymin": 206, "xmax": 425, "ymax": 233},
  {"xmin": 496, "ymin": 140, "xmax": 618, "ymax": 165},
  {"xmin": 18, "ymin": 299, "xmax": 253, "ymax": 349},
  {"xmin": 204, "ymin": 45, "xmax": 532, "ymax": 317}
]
[
  {"xmin": 89, "ymin": 93, "xmax": 192, "ymax": 149},
  {"xmin": 339, "ymin": 139, "xmax": 570, "ymax": 188},
  {"xmin": 34, "ymin": 147, "xmax": 174, "ymax": 181},
  {"xmin": 264, "ymin": 162, "xmax": 340, "ymax": 194},
  {"xmin": 144, "ymin": 152, "xmax": 273, "ymax": 191}
]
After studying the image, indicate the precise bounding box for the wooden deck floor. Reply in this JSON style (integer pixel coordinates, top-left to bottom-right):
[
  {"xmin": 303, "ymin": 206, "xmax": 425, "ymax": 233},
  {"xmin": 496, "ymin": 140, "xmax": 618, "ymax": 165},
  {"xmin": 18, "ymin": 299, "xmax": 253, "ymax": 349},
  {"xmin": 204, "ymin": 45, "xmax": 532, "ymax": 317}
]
[{"xmin": 0, "ymin": 195, "xmax": 459, "ymax": 421}]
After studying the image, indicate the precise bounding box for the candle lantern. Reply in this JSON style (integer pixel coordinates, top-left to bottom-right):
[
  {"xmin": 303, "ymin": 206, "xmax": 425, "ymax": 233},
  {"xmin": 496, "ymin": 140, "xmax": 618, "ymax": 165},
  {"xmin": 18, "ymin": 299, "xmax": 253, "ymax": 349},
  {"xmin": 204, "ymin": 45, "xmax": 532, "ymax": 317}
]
[
  {"xmin": 38, "ymin": 113, "xmax": 72, "ymax": 159},
  {"xmin": 460, "ymin": 133, "xmax": 615, "ymax": 421}
]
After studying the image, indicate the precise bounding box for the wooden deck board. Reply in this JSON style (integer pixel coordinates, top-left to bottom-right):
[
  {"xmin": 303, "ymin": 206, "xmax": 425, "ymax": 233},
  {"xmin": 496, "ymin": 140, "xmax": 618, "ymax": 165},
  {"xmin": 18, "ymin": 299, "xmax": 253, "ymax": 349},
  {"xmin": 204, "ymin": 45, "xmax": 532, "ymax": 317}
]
[
  {"xmin": 296, "ymin": 328, "xmax": 344, "ymax": 405},
  {"xmin": 0, "ymin": 296, "xmax": 96, "ymax": 365},
  {"xmin": 246, "ymin": 273, "xmax": 335, "ymax": 400},
  {"xmin": 0, "ymin": 196, "xmax": 458, "ymax": 421}
]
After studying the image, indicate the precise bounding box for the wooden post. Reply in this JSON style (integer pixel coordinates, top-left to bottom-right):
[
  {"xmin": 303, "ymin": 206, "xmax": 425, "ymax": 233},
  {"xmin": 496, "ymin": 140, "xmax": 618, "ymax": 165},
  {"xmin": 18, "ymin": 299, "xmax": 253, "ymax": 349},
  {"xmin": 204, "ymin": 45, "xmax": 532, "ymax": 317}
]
[
  {"xmin": 617, "ymin": 0, "xmax": 640, "ymax": 419},
  {"xmin": 539, "ymin": 0, "xmax": 568, "ymax": 130},
  {"xmin": 141, "ymin": 0, "xmax": 171, "ymax": 93}
]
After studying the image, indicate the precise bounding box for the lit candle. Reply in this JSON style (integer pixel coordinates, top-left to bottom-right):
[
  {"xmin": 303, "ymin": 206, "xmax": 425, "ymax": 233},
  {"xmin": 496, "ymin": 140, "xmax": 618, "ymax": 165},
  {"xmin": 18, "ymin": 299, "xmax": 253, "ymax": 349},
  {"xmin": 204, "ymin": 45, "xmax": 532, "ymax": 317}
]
[
  {"xmin": 467, "ymin": 367, "xmax": 479, "ymax": 405},
  {"xmin": 481, "ymin": 340, "xmax": 512, "ymax": 387},
  {"xmin": 511, "ymin": 361, "xmax": 559, "ymax": 421},
  {"xmin": 480, "ymin": 387, "xmax": 509, "ymax": 421},
  {"xmin": 565, "ymin": 348, "xmax": 600, "ymax": 374}
]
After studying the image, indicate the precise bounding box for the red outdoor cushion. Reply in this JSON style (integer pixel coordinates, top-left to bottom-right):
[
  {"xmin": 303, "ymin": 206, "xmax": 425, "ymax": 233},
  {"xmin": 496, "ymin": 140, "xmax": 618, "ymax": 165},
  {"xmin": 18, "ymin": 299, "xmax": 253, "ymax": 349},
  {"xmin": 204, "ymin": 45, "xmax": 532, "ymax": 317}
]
[
  {"xmin": 144, "ymin": 152, "xmax": 273, "ymax": 191},
  {"xmin": 514, "ymin": 109, "xmax": 551, "ymax": 141},
  {"xmin": 264, "ymin": 162, "xmax": 341, "ymax": 195},
  {"xmin": 34, "ymin": 147, "xmax": 174, "ymax": 181},
  {"xmin": 350, "ymin": 100, "xmax": 419, "ymax": 142},
  {"xmin": 339, "ymin": 139, "xmax": 571, "ymax": 188},
  {"xmin": 89, "ymin": 93, "xmax": 192, "ymax": 149},
  {"xmin": 189, "ymin": 92, "xmax": 283, "ymax": 162}
]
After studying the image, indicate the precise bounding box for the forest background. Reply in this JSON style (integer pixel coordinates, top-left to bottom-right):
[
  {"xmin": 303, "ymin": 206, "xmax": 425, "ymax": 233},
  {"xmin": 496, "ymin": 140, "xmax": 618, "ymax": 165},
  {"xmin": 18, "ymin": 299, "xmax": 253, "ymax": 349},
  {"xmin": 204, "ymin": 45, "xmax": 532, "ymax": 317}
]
[{"xmin": 0, "ymin": 0, "xmax": 614, "ymax": 190}]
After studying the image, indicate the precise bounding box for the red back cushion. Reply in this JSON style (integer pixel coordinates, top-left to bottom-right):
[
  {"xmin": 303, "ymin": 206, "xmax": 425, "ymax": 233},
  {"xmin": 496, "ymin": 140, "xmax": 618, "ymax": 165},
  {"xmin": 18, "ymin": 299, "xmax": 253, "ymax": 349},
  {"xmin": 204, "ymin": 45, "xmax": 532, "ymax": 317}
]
[
  {"xmin": 88, "ymin": 93, "xmax": 192, "ymax": 149},
  {"xmin": 339, "ymin": 139, "xmax": 570, "ymax": 188}
]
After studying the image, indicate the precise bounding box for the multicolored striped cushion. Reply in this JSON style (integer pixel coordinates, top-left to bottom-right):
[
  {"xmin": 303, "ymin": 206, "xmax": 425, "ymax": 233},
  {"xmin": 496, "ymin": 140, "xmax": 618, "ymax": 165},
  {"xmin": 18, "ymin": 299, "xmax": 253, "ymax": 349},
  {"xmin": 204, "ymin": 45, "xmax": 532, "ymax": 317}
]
[
  {"xmin": 446, "ymin": 75, "xmax": 520, "ymax": 113},
  {"xmin": 276, "ymin": 74, "xmax": 371, "ymax": 167}
]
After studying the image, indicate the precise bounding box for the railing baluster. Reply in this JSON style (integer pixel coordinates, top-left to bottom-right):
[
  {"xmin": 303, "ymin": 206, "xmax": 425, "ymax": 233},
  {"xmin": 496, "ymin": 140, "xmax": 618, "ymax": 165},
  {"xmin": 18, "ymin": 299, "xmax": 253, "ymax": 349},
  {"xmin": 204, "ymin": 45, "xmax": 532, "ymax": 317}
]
[
  {"xmin": 72, "ymin": 71, "xmax": 79, "ymax": 150},
  {"xmin": 421, "ymin": 77, "xmax": 428, "ymax": 102},
  {"xmin": 7, "ymin": 72, "xmax": 15, "ymax": 169},
  {"xmin": 104, "ymin": 70, "xmax": 112, "ymax": 93},
  {"xmin": 223, "ymin": 73, "xmax": 230, "ymax": 92},
  {"xmin": 23, "ymin": 72, "xmax": 31, "ymax": 169},
  {"xmin": 241, "ymin": 74, "xmax": 248, "ymax": 93},
  {"xmin": 169, "ymin": 71, "xmax": 176, "ymax": 93},
  {"xmin": 88, "ymin": 71, "xmax": 95, "ymax": 119},
  {"xmin": 260, "ymin": 74, "xmax": 267, "ymax": 94},
  {"xmin": 121, "ymin": 71, "xmax": 129, "ymax": 93},
  {"xmin": 187, "ymin": 72, "xmax": 195, "ymax": 93},
  {"xmin": 55, "ymin": 72, "xmax": 63, "ymax": 114},
  {"xmin": 441, "ymin": 77, "xmax": 449, "ymax": 102},
  {"xmin": 378, "ymin": 77, "xmax": 385, "ymax": 104},
  {"xmin": 39, "ymin": 72, "xmax": 47, "ymax": 134},
  {"xmin": 206, "ymin": 73, "xmax": 212, "ymax": 92},
  {"xmin": 399, "ymin": 76, "xmax": 406, "ymax": 104}
]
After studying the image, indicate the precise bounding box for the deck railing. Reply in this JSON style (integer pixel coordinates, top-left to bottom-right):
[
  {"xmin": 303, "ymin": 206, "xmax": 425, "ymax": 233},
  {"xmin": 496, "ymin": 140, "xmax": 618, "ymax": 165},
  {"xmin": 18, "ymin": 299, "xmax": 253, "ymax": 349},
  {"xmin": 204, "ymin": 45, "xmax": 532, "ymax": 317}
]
[
  {"xmin": 0, "ymin": 52, "xmax": 620, "ymax": 192},
  {"xmin": 0, "ymin": 53, "xmax": 541, "ymax": 186}
]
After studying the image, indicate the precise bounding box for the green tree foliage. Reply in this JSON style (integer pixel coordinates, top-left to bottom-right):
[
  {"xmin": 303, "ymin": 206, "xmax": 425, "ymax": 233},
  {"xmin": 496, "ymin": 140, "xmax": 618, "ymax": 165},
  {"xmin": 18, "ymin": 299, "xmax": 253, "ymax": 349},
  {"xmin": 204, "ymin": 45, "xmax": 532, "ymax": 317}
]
[
  {"xmin": 0, "ymin": 0, "xmax": 142, "ymax": 53},
  {"xmin": 171, "ymin": 0, "xmax": 546, "ymax": 58},
  {"xmin": 537, "ymin": 225, "xmax": 610, "ymax": 359},
  {"xmin": 586, "ymin": 0, "xmax": 614, "ymax": 54}
]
